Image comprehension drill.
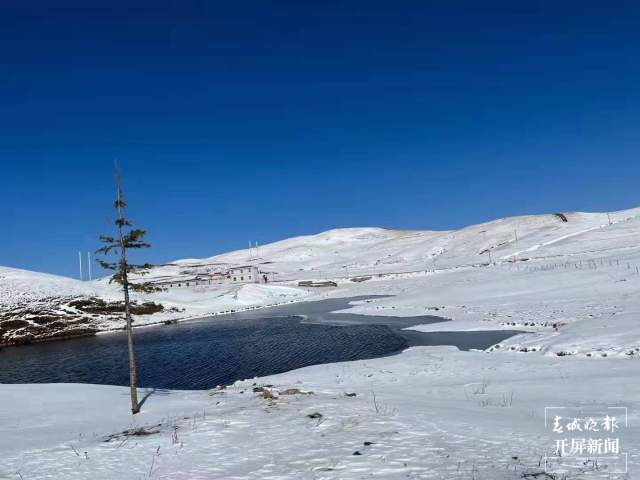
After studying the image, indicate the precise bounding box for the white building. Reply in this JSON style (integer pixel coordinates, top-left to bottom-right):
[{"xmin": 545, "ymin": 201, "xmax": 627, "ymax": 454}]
[
  {"xmin": 151, "ymin": 265, "xmax": 265, "ymax": 290},
  {"xmin": 228, "ymin": 265, "xmax": 259, "ymax": 283}
]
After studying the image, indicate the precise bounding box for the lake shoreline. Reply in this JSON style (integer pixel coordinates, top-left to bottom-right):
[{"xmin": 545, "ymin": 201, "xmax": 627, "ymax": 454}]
[{"xmin": 0, "ymin": 296, "xmax": 524, "ymax": 389}]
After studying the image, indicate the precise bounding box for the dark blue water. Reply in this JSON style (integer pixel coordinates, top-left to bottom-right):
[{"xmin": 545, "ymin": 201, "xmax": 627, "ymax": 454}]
[{"xmin": 0, "ymin": 297, "xmax": 521, "ymax": 390}]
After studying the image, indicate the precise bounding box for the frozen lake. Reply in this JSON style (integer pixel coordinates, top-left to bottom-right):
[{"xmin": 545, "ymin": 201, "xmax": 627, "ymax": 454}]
[{"xmin": 0, "ymin": 297, "xmax": 521, "ymax": 389}]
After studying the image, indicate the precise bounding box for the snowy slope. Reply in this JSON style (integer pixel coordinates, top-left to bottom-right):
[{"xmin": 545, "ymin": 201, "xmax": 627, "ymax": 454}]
[
  {"xmin": 146, "ymin": 206, "xmax": 640, "ymax": 282},
  {"xmin": 0, "ymin": 266, "xmax": 107, "ymax": 306},
  {"xmin": 3, "ymin": 346, "xmax": 639, "ymax": 479}
]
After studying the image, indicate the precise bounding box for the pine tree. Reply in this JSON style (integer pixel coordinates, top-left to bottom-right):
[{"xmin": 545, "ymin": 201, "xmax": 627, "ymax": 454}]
[{"xmin": 97, "ymin": 165, "xmax": 155, "ymax": 414}]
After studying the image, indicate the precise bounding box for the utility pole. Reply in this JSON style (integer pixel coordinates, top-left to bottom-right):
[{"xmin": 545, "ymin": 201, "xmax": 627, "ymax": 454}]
[
  {"xmin": 87, "ymin": 251, "xmax": 92, "ymax": 281},
  {"xmin": 78, "ymin": 251, "xmax": 83, "ymax": 281}
]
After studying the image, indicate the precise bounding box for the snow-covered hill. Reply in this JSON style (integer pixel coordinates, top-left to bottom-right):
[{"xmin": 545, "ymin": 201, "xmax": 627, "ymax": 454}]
[
  {"xmin": 0, "ymin": 266, "xmax": 104, "ymax": 306},
  {"xmin": 148, "ymin": 206, "xmax": 640, "ymax": 281}
]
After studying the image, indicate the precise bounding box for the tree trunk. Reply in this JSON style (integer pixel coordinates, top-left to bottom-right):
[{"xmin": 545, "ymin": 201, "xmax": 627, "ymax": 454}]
[
  {"xmin": 123, "ymin": 277, "xmax": 140, "ymax": 414},
  {"xmin": 116, "ymin": 172, "xmax": 140, "ymax": 415}
]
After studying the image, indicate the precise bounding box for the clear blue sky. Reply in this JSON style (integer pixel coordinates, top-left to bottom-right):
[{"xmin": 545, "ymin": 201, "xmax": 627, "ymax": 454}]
[{"xmin": 2, "ymin": 1, "xmax": 639, "ymax": 278}]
